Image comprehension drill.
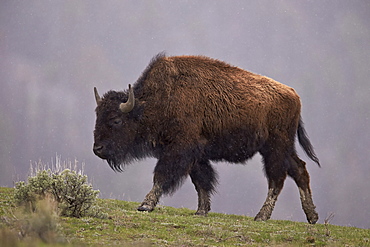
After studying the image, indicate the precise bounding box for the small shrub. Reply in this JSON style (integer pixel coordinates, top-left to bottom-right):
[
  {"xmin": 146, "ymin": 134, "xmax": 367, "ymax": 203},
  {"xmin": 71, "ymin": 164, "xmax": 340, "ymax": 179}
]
[
  {"xmin": 51, "ymin": 169, "xmax": 99, "ymax": 217},
  {"xmin": 14, "ymin": 160, "xmax": 106, "ymax": 219},
  {"xmin": 14, "ymin": 170, "xmax": 53, "ymax": 212},
  {"xmin": 18, "ymin": 196, "xmax": 60, "ymax": 243},
  {"xmin": 0, "ymin": 228, "xmax": 19, "ymax": 247},
  {"xmin": 1, "ymin": 195, "xmax": 63, "ymax": 245}
]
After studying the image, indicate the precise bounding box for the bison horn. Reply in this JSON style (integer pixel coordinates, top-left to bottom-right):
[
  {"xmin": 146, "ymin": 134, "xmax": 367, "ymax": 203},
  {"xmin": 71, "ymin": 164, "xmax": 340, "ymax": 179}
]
[
  {"xmin": 120, "ymin": 84, "xmax": 135, "ymax": 113},
  {"xmin": 94, "ymin": 87, "xmax": 102, "ymax": 105}
]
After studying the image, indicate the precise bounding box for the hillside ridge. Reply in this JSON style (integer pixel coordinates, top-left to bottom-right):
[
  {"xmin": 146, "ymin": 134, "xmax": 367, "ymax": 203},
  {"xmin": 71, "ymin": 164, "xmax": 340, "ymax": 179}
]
[{"xmin": 1, "ymin": 187, "xmax": 369, "ymax": 246}]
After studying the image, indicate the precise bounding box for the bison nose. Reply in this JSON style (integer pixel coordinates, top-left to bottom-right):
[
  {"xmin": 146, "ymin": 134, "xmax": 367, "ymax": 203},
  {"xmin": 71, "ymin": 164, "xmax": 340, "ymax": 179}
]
[{"xmin": 93, "ymin": 144, "xmax": 104, "ymax": 156}]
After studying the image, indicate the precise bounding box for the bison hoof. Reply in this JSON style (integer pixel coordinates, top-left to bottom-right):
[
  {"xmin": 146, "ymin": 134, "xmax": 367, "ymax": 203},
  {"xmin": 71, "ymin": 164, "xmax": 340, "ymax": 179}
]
[
  {"xmin": 254, "ymin": 214, "xmax": 269, "ymax": 222},
  {"xmin": 195, "ymin": 210, "xmax": 208, "ymax": 216},
  {"xmin": 137, "ymin": 204, "xmax": 154, "ymax": 212},
  {"xmin": 307, "ymin": 212, "xmax": 319, "ymax": 224}
]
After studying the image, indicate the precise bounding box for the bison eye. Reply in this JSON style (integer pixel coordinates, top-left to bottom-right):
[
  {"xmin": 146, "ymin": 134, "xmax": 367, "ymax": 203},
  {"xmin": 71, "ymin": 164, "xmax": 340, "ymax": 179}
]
[{"xmin": 110, "ymin": 118, "xmax": 122, "ymax": 126}]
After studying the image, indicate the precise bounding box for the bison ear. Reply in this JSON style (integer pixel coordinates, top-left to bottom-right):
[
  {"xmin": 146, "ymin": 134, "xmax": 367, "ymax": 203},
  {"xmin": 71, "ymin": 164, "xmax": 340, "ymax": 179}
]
[
  {"xmin": 94, "ymin": 87, "xmax": 102, "ymax": 105},
  {"xmin": 120, "ymin": 84, "xmax": 135, "ymax": 113}
]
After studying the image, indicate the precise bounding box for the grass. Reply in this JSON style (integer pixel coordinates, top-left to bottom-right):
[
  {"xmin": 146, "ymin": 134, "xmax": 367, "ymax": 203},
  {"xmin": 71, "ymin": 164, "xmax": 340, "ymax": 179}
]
[{"xmin": 1, "ymin": 187, "xmax": 369, "ymax": 246}]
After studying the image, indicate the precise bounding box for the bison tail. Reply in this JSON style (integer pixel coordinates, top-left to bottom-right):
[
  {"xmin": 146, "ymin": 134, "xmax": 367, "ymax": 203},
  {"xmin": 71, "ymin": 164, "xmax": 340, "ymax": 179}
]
[{"xmin": 297, "ymin": 117, "xmax": 321, "ymax": 167}]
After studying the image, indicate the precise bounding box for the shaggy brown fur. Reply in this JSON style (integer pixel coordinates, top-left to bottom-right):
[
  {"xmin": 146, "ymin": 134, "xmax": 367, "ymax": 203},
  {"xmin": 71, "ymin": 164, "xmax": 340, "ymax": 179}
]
[{"xmin": 93, "ymin": 53, "xmax": 320, "ymax": 223}]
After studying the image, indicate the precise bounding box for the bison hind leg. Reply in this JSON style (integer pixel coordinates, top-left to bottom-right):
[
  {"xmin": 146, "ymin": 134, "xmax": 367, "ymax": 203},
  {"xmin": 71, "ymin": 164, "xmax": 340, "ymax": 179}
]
[
  {"xmin": 287, "ymin": 154, "xmax": 319, "ymax": 224},
  {"xmin": 190, "ymin": 159, "xmax": 218, "ymax": 216},
  {"xmin": 255, "ymin": 147, "xmax": 288, "ymax": 222}
]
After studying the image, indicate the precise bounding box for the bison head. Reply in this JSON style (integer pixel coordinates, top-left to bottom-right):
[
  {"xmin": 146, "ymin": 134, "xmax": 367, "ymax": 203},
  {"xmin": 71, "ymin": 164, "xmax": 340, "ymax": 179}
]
[{"xmin": 93, "ymin": 84, "xmax": 139, "ymax": 171}]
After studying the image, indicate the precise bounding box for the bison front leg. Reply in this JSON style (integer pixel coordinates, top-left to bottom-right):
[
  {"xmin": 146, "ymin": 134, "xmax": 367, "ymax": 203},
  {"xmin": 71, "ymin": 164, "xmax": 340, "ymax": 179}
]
[
  {"xmin": 138, "ymin": 183, "xmax": 163, "ymax": 212},
  {"xmin": 138, "ymin": 150, "xmax": 195, "ymax": 212},
  {"xmin": 190, "ymin": 159, "xmax": 218, "ymax": 216}
]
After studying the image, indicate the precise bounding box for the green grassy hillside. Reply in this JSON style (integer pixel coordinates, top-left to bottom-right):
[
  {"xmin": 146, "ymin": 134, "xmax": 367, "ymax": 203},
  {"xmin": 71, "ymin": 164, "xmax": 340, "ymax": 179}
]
[{"xmin": 1, "ymin": 187, "xmax": 369, "ymax": 246}]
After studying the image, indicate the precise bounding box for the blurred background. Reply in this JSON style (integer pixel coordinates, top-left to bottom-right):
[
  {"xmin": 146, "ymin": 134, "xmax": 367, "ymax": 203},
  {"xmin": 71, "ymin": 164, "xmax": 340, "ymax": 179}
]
[{"xmin": 1, "ymin": 1, "xmax": 369, "ymax": 229}]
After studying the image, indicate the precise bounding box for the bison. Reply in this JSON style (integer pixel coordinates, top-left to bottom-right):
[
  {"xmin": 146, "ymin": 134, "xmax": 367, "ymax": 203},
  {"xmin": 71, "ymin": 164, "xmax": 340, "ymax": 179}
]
[{"xmin": 93, "ymin": 53, "xmax": 320, "ymax": 224}]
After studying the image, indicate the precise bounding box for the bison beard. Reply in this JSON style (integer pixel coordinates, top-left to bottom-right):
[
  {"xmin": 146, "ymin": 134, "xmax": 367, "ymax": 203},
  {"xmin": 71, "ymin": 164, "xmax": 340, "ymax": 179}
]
[{"xmin": 93, "ymin": 53, "xmax": 320, "ymax": 224}]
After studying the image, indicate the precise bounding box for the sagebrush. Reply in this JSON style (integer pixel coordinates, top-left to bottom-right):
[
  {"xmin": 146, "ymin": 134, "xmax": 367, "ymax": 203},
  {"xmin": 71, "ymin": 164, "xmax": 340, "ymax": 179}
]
[{"xmin": 14, "ymin": 162, "xmax": 106, "ymax": 218}]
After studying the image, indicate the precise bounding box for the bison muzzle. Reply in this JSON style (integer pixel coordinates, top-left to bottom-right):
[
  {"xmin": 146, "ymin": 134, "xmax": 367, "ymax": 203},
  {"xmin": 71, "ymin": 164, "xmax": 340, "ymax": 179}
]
[{"xmin": 93, "ymin": 53, "xmax": 320, "ymax": 224}]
